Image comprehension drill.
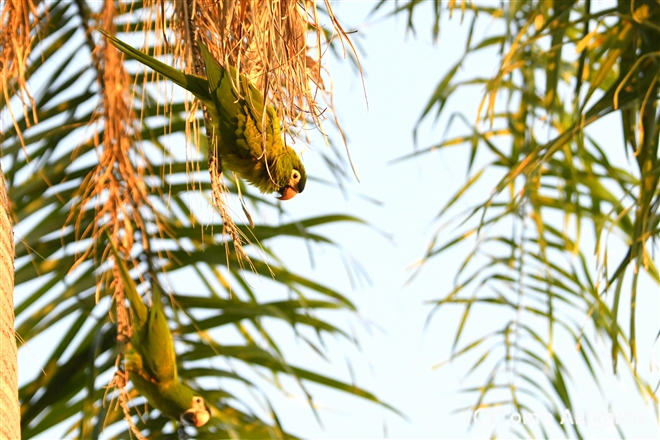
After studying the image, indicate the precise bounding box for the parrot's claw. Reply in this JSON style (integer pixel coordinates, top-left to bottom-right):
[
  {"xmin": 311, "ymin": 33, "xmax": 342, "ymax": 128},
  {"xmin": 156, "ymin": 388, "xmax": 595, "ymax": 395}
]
[{"xmin": 177, "ymin": 426, "xmax": 191, "ymax": 440}]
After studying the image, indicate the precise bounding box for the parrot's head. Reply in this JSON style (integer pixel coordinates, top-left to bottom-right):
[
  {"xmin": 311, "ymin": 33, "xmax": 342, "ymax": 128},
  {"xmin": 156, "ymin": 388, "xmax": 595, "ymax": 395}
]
[
  {"xmin": 181, "ymin": 395, "xmax": 211, "ymax": 427},
  {"xmin": 275, "ymin": 148, "xmax": 306, "ymax": 201}
]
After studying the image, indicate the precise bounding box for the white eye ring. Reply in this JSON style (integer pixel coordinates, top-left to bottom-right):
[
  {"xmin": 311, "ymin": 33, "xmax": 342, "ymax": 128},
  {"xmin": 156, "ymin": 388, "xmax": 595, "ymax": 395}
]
[{"xmin": 292, "ymin": 170, "xmax": 300, "ymax": 180}]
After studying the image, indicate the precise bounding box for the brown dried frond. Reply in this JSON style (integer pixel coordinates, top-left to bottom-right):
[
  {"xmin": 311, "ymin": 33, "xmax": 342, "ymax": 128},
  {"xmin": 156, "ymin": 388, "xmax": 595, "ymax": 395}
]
[
  {"xmin": 68, "ymin": 1, "xmax": 159, "ymax": 280},
  {"xmin": 70, "ymin": 1, "xmax": 163, "ymax": 427},
  {"xmin": 106, "ymin": 369, "xmax": 146, "ymax": 440},
  {"xmin": 102, "ymin": 231, "xmax": 144, "ymax": 434},
  {"xmin": 208, "ymin": 152, "xmax": 249, "ymax": 261},
  {"xmin": 110, "ymin": 263, "xmax": 132, "ymax": 346},
  {"xmin": 0, "ymin": 0, "xmax": 43, "ymax": 150}
]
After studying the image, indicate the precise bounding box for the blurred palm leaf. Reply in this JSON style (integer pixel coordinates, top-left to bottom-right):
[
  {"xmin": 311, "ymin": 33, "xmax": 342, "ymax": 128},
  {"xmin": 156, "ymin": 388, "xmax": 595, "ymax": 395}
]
[{"xmin": 381, "ymin": 1, "xmax": 659, "ymax": 438}]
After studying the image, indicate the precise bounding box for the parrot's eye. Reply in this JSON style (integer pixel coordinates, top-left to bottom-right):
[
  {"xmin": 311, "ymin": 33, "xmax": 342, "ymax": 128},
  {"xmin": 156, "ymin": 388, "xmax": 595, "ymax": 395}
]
[{"xmin": 292, "ymin": 170, "xmax": 300, "ymax": 182}]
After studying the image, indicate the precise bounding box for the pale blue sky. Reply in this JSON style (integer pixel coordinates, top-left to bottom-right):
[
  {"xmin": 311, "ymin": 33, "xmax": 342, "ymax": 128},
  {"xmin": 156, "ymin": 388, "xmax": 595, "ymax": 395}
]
[{"xmin": 259, "ymin": 2, "xmax": 659, "ymax": 438}]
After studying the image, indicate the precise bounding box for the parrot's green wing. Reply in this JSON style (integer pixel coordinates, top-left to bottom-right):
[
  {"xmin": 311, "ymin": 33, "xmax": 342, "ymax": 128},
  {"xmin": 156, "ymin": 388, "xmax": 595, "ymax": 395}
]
[
  {"xmin": 139, "ymin": 279, "xmax": 178, "ymax": 383},
  {"xmin": 108, "ymin": 239, "xmax": 211, "ymax": 427},
  {"xmin": 108, "ymin": 241, "xmax": 177, "ymax": 383},
  {"xmin": 199, "ymin": 42, "xmax": 271, "ymax": 161}
]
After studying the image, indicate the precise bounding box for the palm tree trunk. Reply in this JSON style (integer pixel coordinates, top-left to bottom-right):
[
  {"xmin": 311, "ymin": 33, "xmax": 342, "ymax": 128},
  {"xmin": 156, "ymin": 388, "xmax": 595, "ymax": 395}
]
[{"xmin": 0, "ymin": 167, "xmax": 19, "ymax": 439}]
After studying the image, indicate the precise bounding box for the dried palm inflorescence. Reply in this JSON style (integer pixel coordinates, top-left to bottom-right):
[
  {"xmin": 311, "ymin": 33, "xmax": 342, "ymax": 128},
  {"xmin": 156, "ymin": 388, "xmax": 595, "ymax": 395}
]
[
  {"xmin": 85, "ymin": 3, "xmax": 157, "ymax": 437},
  {"xmin": 0, "ymin": 0, "xmax": 41, "ymax": 149},
  {"xmin": 77, "ymin": 1, "xmax": 154, "ymax": 267}
]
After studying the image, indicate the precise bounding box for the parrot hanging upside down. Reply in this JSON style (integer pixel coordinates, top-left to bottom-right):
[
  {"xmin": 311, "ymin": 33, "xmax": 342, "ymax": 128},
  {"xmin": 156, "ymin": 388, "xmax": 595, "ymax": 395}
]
[
  {"xmin": 101, "ymin": 31, "xmax": 306, "ymax": 201},
  {"xmin": 111, "ymin": 243, "xmax": 211, "ymax": 428}
]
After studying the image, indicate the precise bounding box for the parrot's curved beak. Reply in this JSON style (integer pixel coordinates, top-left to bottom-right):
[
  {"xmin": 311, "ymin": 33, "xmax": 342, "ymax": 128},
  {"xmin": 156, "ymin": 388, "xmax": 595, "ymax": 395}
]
[
  {"xmin": 182, "ymin": 400, "xmax": 212, "ymax": 427},
  {"xmin": 181, "ymin": 408, "xmax": 211, "ymax": 427},
  {"xmin": 277, "ymin": 186, "xmax": 298, "ymax": 201}
]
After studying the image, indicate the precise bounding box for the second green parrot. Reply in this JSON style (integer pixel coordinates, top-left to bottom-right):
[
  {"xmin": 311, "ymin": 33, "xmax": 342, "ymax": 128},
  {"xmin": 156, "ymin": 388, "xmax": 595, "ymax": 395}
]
[
  {"xmin": 111, "ymin": 244, "xmax": 211, "ymax": 428},
  {"xmin": 102, "ymin": 31, "xmax": 306, "ymax": 200}
]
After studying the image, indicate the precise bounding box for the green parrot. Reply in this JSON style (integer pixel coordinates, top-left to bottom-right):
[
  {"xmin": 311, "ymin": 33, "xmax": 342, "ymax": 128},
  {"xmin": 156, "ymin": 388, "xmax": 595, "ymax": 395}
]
[
  {"xmin": 101, "ymin": 31, "xmax": 306, "ymax": 200},
  {"xmin": 110, "ymin": 243, "xmax": 211, "ymax": 428}
]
